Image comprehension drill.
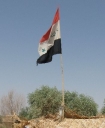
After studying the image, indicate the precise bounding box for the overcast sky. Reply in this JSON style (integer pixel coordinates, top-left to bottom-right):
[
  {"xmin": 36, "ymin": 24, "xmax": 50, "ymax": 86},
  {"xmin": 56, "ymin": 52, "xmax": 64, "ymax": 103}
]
[{"xmin": 0, "ymin": 0, "xmax": 105, "ymax": 110}]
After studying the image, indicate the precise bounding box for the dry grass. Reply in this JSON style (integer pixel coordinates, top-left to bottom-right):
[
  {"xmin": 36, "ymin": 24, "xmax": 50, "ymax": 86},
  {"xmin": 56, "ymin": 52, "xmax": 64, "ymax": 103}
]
[
  {"xmin": 2, "ymin": 118, "xmax": 105, "ymax": 128},
  {"xmin": 0, "ymin": 122, "xmax": 12, "ymax": 128},
  {"xmin": 24, "ymin": 117, "xmax": 105, "ymax": 128},
  {"xmin": 2, "ymin": 111, "xmax": 105, "ymax": 128}
]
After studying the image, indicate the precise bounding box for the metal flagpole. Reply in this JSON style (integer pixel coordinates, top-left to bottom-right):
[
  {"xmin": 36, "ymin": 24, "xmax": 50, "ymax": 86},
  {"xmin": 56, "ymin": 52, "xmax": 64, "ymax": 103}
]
[
  {"xmin": 55, "ymin": 8, "xmax": 65, "ymax": 120},
  {"xmin": 60, "ymin": 53, "xmax": 65, "ymax": 119}
]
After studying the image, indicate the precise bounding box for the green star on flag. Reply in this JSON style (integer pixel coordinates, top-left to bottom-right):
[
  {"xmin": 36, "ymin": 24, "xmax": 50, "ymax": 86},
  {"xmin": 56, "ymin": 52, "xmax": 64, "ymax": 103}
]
[{"xmin": 42, "ymin": 48, "xmax": 46, "ymax": 52}]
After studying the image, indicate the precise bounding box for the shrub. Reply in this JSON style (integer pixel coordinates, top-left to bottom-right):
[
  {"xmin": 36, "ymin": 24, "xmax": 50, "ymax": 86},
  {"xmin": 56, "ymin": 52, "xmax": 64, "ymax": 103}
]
[
  {"xmin": 28, "ymin": 85, "xmax": 62, "ymax": 118},
  {"xmin": 0, "ymin": 115, "xmax": 2, "ymax": 123},
  {"xmin": 101, "ymin": 99, "xmax": 105, "ymax": 115},
  {"xmin": 65, "ymin": 91, "xmax": 98, "ymax": 116},
  {"xmin": 23, "ymin": 85, "xmax": 98, "ymax": 118},
  {"xmin": 19, "ymin": 107, "xmax": 31, "ymax": 120}
]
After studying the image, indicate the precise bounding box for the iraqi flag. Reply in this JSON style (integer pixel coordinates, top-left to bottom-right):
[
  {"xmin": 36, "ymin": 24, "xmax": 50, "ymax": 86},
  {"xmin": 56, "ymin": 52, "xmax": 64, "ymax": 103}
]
[{"xmin": 37, "ymin": 8, "xmax": 62, "ymax": 65}]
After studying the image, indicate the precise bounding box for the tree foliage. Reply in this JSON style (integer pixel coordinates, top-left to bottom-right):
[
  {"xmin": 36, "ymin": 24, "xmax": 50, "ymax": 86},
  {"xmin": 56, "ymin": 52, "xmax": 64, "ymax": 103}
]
[
  {"xmin": 27, "ymin": 86, "xmax": 61, "ymax": 118},
  {"xmin": 19, "ymin": 107, "xmax": 31, "ymax": 120},
  {"xmin": 101, "ymin": 99, "xmax": 105, "ymax": 115},
  {"xmin": 0, "ymin": 115, "xmax": 2, "ymax": 123},
  {"xmin": 65, "ymin": 91, "xmax": 98, "ymax": 116},
  {"xmin": 19, "ymin": 85, "xmax": 98, "ymax": 119}
]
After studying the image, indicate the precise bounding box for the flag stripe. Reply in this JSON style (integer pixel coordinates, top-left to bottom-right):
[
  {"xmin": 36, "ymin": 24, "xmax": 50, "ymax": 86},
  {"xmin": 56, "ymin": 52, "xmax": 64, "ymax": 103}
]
[
  {"xmin": 40, "ymin": 27, "xmax": 51, "ymax": 43},
  {"xmin": 37, "ymin": 39, "xmax": 61, "ymax": 64},
  {"xmin": 40, "ymin": 8, "xmax": 60, "ymax": 43},
  {"xmin": 52, "ymin": 8, "xmax": 60, "ymax": 25}
]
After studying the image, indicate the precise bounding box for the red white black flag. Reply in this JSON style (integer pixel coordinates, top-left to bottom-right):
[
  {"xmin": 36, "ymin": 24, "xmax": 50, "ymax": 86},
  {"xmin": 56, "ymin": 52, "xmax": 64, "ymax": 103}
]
[{"xmin": 37, "ymin": 8, "xmax": 62, "ymax": 65}]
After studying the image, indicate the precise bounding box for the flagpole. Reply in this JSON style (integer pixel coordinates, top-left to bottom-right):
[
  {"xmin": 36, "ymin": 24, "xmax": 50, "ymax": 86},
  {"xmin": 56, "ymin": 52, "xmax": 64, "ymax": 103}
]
[{"xmin": 60, "ymin": 53, "xmax": 65, "ymax": 119}]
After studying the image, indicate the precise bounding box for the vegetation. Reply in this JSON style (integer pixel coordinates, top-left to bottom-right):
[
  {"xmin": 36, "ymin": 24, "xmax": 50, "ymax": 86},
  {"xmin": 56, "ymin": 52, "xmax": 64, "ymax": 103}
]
[
  {"xmin": 27, "ymin": 86, "xmax": 62, "ymax": 118},
  {"xmin": 0, "ymin": 90, "xmax": 26, "ymax": 115},
  {"xmin": 0, "ymin": 115, "xmax": 2, "ymax": 123},
  {"xmin": 101, "ymin": 99, "xmax": 105, "ymax": 115},
  {"xmin": 19, "ymin": 85, "xmax": 98, "ymax": 119},
  {"xmin": 19, "ymin": 107, "xmax": 31, "ymax": 120},
  {"xmin": 0, "ymin": 115, "xmax": 12, "ymax": 128},
  {"xmin": 0, "ymin": 123, "xmax": 12, "ymax": 128},
  {"xmin": 65, "ymin": 91, "xmax": 98, "ymax": 116}
]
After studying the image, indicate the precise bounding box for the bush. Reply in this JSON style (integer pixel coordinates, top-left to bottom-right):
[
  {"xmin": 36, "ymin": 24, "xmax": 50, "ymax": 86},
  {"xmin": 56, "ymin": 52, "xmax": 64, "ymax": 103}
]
[
  {"xmin": 19, "ymin": 107, "xmax": 31, "ymax": 120},
  {"xmin": 101, "ymin": 99, "xmax": 105, "ymax": 115},
  {"xmin": 0, "ymin": 115, "xmax": 2, "ymax": 123},
  {"xmin": 65, "ymin": 91, "xmax": 98, "ymax": 116},
  {"xmin": 28, "ymin": 85, "xmax": 62, "ymax": 118},
  {"xmin": 23, "ymin": 85, "xmax": 98, "ymax": 118},
  {"xmin": 101, "ymin": 107, "xmax": 105, "ymax": 115}
]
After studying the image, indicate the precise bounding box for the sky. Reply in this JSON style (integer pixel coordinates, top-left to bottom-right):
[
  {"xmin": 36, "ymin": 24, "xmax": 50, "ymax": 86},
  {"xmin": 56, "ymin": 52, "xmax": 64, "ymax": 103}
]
[{"xmin": 0, "ymin": 0, "xmax": 105, "ymax": 110}]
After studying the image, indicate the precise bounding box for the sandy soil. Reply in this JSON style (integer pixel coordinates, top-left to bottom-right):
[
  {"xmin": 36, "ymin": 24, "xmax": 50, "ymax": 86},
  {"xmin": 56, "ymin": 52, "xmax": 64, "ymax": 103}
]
[{"xmin": 26, "ymin": 117, "xmax": 105, "ymax": 128}]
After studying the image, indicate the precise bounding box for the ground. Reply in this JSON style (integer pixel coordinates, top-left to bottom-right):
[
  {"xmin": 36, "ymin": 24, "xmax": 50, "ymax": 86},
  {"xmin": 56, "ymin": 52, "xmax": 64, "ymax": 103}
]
[{"xmin": 24, "ymin": 117, "xmax": 105, "ymax": 128}]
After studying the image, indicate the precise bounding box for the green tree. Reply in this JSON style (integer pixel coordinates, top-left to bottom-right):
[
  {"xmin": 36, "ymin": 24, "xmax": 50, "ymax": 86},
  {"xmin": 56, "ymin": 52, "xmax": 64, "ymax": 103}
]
[
  {"xmin": 19, "ymin": 107, "xmax": 31, "ymax": 120},
  {"xmin": 101, "ymin": 99, "xmax": 105, "ymax": 115},
  {"xmin": 79, "ymin": 94, "xmax": 98, "ymax": 116},
  {"xmin": 20, "ymin": 86, "xmax": 98, "ymax": 119},
  {"xmin": 0, "ymin": 115, "xmax": 2, "ymax": 123},
  {"xmin": 65, "ymin": 91, "xmax": 98, "ymax": 116},
  {"xmin": 28, "ymin": 86, "xmax": 62, "ymax": 118}
]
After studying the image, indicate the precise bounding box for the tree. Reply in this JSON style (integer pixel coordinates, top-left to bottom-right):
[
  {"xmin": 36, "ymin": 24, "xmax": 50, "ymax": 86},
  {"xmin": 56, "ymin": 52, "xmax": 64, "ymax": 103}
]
[
  {"xmin": 64, "ymin": 91, "xmax": 98, "ymax": 116},
  {"xmin": 28, "ymin": 85, "xmax": 62, "ymax": 118},
  {"xmin": 0, "ymin": 90, "xmax": 26, "ymax": 115},
  {"xmin": 0, "ymin": 115, "xmax": 2, "ymax": 123},
  {"xmin": 19, "ymin": 107, "xmax": 31, "ymax": 120},
  {"xmin": 19, "ymin": 85, "xmax": 98, "ymax": 119},
  {"xmin": 101, "ymin": 99, "xmax": 105, "ymax": 115}
]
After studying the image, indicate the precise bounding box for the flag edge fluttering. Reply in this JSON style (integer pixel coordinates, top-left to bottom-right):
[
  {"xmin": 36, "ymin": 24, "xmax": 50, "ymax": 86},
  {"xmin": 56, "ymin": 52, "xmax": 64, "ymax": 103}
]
[{"xmin": 37, "ymin": 8, "xmax": 62, "ymax": 65}]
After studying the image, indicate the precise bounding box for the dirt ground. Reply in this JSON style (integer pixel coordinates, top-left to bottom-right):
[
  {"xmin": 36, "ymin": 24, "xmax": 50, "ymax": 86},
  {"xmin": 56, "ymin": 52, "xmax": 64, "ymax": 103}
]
[
  {"xmin": 3, "ymin": 112, "xmax": 105, "ymax": 128},
  {"xmin": 24, "ymin": 117, "xmax": 105, "ymax": 128}
]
